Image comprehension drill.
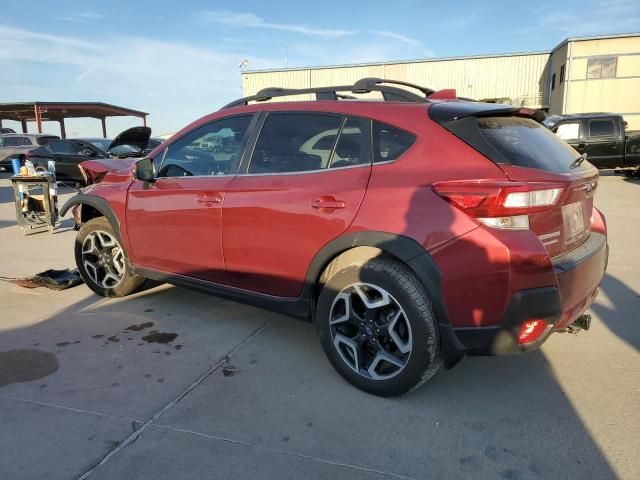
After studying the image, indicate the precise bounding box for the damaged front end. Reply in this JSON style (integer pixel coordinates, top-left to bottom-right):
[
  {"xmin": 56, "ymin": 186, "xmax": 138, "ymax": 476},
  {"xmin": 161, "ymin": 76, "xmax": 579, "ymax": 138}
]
[
  {"xmin": 69, "ymin": 158, "xmax": 139, "ymax": 230},
  {"xmin": 79, "ymin": 158, "xmax": 138, "ymax": 186}
]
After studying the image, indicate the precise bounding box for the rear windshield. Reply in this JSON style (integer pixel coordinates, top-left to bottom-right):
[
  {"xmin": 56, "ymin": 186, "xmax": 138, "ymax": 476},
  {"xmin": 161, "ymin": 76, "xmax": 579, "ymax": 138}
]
[{"xmin": 478, "ymin": 116, "xmax": 584, "ymax": 173}]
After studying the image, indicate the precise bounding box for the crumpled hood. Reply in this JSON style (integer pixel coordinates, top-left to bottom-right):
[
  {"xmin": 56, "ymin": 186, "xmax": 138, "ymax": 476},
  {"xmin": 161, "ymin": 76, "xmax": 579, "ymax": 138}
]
[{"xmin": 79, "ymin": 158, "xmax": 137, "ymax": 185}]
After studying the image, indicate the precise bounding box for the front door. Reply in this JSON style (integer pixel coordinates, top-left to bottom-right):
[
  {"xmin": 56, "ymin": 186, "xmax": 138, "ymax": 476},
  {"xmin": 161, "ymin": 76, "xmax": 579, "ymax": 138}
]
[
  {"xmin": 126, "ymin": 115, "xmax": 254, "ymax": 283},
  {"xmin": 222, "ymin": 112, "xmax": 372, "ymax": 297}
]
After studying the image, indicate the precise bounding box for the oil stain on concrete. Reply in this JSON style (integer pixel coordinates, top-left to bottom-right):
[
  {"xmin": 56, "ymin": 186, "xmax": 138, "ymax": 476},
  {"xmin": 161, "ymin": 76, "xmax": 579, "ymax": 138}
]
[{"xmin": 0, "ymin": 349, "xmax": 59, "ymax": 387}]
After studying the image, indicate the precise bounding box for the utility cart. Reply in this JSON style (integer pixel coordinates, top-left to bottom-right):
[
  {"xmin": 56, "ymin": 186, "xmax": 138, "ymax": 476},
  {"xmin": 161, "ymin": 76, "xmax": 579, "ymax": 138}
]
[{"xmin": 10, "ymin": 174, "xmax": 59, "ymax": 235}]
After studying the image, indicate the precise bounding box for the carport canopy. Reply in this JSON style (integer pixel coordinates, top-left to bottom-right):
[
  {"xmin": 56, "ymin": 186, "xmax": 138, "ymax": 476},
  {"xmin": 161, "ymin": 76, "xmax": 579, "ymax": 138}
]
[{"xmin": 0, "ymin": 101, "xmax": 148, "ymax": 139}]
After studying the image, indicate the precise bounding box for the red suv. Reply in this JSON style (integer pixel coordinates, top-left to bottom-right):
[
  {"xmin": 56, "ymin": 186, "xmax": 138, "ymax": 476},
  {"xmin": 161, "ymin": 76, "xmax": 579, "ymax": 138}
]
[{"xmin": 62, "ymin": 79, "xmax": 608, "ymax": 396}]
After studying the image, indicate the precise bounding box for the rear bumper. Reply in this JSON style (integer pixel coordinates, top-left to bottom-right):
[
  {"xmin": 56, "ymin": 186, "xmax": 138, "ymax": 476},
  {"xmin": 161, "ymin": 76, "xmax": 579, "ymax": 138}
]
[{"xmin": 451, "ymin": 232, "xmax": 607, "ymax": 355}]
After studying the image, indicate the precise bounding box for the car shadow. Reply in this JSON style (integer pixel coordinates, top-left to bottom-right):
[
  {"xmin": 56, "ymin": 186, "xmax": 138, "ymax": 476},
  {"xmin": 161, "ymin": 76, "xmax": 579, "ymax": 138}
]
[
  {"xmin": 590, "ymin": 273, "xmax": 639, "ymax": 351},
  {"xmin": 0, "ymin": 282, "xmax": 620, "ymax": 479}
]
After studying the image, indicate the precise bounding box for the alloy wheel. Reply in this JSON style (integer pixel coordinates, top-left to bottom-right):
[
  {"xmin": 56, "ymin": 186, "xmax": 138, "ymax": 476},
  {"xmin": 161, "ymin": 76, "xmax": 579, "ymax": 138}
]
[
  {"xmin": 329, "ymin": 282, "xmax": 413, "ymax": 380},
  {"xmin": 81, "ymin": 230, "xmax": 125, "ymax": 289}
]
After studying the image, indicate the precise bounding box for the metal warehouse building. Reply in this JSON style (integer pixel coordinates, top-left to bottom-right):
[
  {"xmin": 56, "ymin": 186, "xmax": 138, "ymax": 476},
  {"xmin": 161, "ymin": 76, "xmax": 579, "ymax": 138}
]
[{"xmin": 242, "ymin": 33, "xmax": 640, "ymax": 129}]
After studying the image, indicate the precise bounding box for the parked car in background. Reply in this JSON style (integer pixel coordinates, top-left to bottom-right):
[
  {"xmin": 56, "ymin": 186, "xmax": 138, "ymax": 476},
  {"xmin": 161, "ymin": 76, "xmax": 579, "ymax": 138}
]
[
  {"xmin": 0, "ymin": 127, "xmax": 16, "ymax": 134},
  {"xmin": 26, "ymin": 127, "xmax": 152, "ymax": 185},
  {"xmin": 0, "ymin": 133, "xmax": 59, "ymax": 171},
  {"xmin": 544, "ymin": 113, "xmax": 640, "ymax": 175},
  {"xmin": 61, "ymin": 78, "xmax": 608, "ymax": 396}
]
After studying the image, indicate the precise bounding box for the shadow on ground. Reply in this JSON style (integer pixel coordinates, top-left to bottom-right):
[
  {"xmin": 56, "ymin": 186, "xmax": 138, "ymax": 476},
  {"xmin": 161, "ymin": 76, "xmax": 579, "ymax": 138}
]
[
  {"xmin": 0, "ymin": 281, "xmax": 620, "ymax": 480},
  {"xmin": 591, "ymin": 273, "xmax": 640, "ymax": 351}
]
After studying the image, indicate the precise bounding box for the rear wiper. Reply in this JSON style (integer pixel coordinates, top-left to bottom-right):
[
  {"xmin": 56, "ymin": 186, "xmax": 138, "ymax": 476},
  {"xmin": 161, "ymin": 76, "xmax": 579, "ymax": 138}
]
[{"xmin": 570, "ymin": 153, "xmax": 588, "ymax": 169}]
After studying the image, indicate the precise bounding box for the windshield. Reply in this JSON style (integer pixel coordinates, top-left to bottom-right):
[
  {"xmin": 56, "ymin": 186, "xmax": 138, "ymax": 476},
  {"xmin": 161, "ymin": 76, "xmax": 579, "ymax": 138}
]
[
  {"xmin": 88, "ymin": 139, "xmax": 112, "ymax": 152},
  {"xmin": 478, "ymin": 116, "xmax": 587, "ymax": 173}
]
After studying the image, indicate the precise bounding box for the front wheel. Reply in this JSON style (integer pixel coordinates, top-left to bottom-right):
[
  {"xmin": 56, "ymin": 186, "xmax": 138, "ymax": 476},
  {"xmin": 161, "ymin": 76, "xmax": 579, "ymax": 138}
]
[
  {"xmin": 316, "ymin": 257, "xmax": 442, "ymax": 396},
  {"xmin": 75, "ymin": 217, "xmax": 145, "ymax": 297}
]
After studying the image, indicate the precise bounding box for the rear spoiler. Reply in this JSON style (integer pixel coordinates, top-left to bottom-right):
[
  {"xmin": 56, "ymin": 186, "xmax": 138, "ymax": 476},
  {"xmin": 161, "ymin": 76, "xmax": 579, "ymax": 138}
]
[{"xmin": 429, "ymin": 102, "xmax": 546, "ymax": 123}]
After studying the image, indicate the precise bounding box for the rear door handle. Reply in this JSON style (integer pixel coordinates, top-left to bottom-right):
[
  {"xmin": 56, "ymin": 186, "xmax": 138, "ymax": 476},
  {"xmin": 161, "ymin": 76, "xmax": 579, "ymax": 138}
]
[
  {"xmin": 311, "ymin": 196, "xmax": 346, "ymax": 210},
  {"xmin": 197, "ymin": 193, "xmax": 222, "ymax": 206}
]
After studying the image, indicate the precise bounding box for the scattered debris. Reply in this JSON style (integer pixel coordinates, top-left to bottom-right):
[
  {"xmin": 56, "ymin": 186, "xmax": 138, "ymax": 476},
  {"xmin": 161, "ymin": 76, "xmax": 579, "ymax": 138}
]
[
  {"xmin": 92, "ymin": 334, "xmax": 104, "ymax": 339},
  {"xmin": 107, "ymin": 336, "xmax": 120, "ymax": 343},
  {"xmin": 142, "ymin": 332, "xmax": 178, "ymax": 344},
  {"xmin": 174, "ymin": 344, "xmax": 183, "ymax": 351},
  {"xmin": 3, "ymin": 269, "xmax": 83, "ymax": 290},
  {"xmin": 144, "ymin": 308, "xmax": 154, "ymax": 313}
]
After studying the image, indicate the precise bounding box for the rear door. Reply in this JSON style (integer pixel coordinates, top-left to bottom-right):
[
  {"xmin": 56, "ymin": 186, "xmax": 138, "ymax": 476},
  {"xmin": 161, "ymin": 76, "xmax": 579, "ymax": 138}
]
[
  {"xmin": 222, "ymin": 112, "xmax": 372, "ymax": 297},
  {"xmin": 584, "ymin": 118, "xmax": 622, "ymax": 168}
]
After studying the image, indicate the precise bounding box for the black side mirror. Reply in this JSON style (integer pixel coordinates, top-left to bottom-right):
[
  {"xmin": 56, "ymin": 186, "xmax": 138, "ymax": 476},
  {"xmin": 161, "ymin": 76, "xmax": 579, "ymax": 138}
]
[{"xmin": 135, "ymin": 157, "xmax": 155, "ymax": 182}]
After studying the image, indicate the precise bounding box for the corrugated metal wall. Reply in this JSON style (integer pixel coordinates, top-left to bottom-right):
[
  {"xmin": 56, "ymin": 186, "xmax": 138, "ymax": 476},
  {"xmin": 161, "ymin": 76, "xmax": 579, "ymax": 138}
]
[{"xmin": 243, "ymin": 53, "xmax": 550, "ymax": 107}]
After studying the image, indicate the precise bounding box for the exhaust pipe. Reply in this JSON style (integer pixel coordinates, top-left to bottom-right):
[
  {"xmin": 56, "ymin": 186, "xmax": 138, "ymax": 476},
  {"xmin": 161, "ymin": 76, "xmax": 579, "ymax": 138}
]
[{"xmin": 564, "ymin": 314, "xmax": 591, "ymax": 334}]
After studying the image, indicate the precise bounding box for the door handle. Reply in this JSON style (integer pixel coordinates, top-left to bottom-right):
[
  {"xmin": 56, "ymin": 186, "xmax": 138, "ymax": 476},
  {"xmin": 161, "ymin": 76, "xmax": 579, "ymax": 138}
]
[
  {"xmin": 311, "ymin": 196, "xmax": 346, "ymax": 210},
  {"xmin": 197, "ymin": 193, "xmax": 222, "ymax": 206}
]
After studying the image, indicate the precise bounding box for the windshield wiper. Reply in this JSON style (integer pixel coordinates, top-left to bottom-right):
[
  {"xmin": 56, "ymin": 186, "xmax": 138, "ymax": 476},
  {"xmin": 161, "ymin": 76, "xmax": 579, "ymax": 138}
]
[{"xmin": 570, "ymin": 153, "xmax": 588, "ymax": 169}]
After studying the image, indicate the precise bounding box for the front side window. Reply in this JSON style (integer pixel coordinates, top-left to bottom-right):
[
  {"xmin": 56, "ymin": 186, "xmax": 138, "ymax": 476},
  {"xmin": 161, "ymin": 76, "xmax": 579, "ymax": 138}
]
[
  {"xmin": 587, "ymin": 56, "xmax": 617, "ymax": 79},
  {"xmin": 249, "ymin": 114, "xmax": 343, "ymax": 174},
  {"xmin": 555, "ymin": 122, "xmax": 580, "ymax": 141},
  {"xmin": 158, "ymin": 115, "xmax": 252, "ymax": 177},
  {"xmin": 589, "ymin": 119, "xmax": 615, "ymax": 138},
  {"xmin": 373, "ymin": 121, "xmax": 415, "ymax": 163}
]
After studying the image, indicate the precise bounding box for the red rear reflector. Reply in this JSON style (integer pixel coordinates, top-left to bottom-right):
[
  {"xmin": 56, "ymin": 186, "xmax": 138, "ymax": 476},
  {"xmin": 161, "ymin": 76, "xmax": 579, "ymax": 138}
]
[{"xmin": 518, "ymin": 319, "xmax": 548, "ymax": 344}]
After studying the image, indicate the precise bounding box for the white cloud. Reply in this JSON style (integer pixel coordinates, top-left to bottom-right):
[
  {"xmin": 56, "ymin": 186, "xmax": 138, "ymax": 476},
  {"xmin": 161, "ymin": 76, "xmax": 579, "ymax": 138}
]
[
  {"xmin": 371, "ymin": 31, "xmax": 423, "ymax": 48},
  {"xmin": 55, "ymin": 12, "xmax": 105, "ymax": 22},
  {"xmin": 0, "ymin": 24, "xmax": 280, "ymax": 135},
  {"xmin": 200, "ymin": 10, "xmax": 355, "ymax": 38}
]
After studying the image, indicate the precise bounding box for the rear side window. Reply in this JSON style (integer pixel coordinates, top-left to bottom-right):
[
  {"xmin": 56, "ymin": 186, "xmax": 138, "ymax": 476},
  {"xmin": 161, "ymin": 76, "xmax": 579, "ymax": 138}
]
[
  {"xmin": 330, "ymin": 118, "xmax": 369, "ymax": 168},
  {"xmin": 373, "ymin": 122, "xmax": 415, "ymax": 163},
  {"xmin": 37, "ymin": 136, "xmax": 58, "ymax": 145},
  {"xmin": 249, "ymin": 114, "xmax": 343, "ymax": 174},
  {"xmin": 49, "ymin": 141, "xmax": 86, "ymax": 155},
  {"xmin": 1, "ymin": 136, "xmax": 31, "ymax": 147},
  {"xmin": 588, "ymin": 119, "xmax": 615, "ymax": 138},
  {"xmin": 478, "ymin": 116, "xmax": 582, "ymax": 173}
]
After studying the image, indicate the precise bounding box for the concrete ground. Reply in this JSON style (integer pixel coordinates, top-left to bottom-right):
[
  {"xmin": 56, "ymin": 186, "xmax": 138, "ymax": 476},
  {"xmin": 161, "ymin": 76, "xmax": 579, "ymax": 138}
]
[{"xmin": 0, "ymin": 171, "xmax": 638, "ymax": 480}]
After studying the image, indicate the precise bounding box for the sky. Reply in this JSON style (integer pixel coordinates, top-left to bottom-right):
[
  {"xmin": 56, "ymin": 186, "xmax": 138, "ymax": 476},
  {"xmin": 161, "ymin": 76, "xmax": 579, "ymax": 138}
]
[{"xmin": 1, "ymin": 0, "xmax": 638, "ymax": 137}]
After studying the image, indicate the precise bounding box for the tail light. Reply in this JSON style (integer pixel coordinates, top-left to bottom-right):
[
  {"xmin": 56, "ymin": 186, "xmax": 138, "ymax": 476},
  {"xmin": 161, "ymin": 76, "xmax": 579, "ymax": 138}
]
[
  {"xmin": 433, "ymin": 181, "xmax": 564, "ymax": 230},
  {"xmin": 518, "ymin": 319, "xmax": 549, "ymax": 344}
]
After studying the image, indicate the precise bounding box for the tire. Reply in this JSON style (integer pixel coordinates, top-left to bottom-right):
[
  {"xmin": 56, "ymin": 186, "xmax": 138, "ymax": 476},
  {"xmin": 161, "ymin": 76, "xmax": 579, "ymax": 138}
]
[
  {"xmin": 317, "ymin": 257, "xmax": 442, "ymax": 396},
  {"xmin": 75, "ymin": 217, "xmax": 145, "ymax": 297}
]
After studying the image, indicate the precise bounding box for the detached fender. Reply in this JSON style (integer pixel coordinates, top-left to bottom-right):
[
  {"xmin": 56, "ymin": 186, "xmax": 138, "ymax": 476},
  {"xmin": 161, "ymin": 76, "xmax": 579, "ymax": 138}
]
[
  {"xmin": 303, "ymin": 231, "xmax": 466, "ymax": 368},
  {"xmin": 60, "ymin": 193, "xmax": 122, "ymax": 241}
]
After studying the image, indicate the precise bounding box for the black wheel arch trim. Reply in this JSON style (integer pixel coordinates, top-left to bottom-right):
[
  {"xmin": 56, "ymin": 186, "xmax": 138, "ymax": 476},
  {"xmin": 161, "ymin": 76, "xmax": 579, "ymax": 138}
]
[
  {"xmin": 60, "ymin": 194, "xmax": 122, "ymax": 241},
  {"xmin": 303, "ymin": 231, "xmax": 466, "ymax": 368}
]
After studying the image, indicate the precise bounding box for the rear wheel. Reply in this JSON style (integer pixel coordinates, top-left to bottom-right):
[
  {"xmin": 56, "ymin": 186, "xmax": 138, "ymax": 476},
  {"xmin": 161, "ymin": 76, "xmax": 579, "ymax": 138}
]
[
  {"xmin": 317, "ymin": 257, "xmax": 442, "ymax": 396},
  {"xmin": 75, "ymin": 217, "xmax": 145, "ymax": 297}
]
